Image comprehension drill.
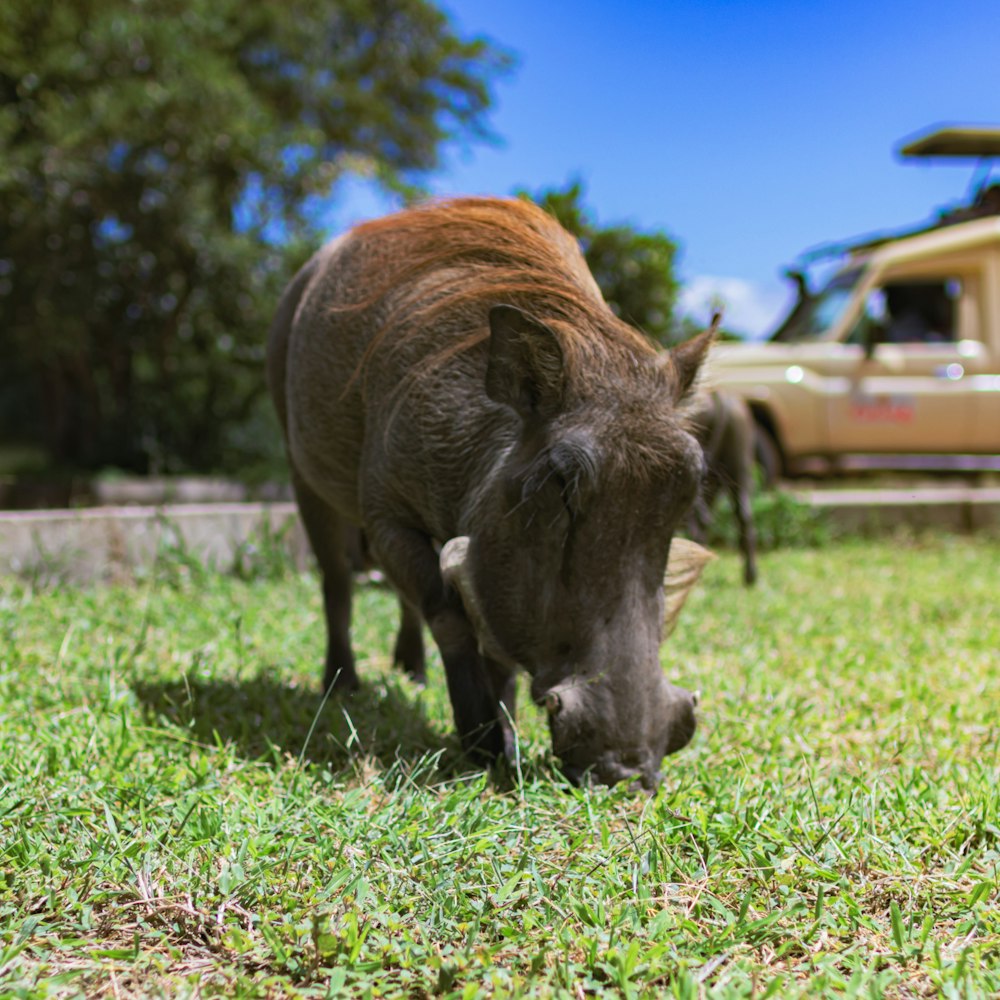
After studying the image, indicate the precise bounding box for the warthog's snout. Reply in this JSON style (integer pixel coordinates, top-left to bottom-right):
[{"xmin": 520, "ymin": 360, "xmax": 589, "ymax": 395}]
[
  {"xmin": 542, "ymin": 677, "xmax": 698, "ymax": 792},
  {"xmin": 444, "ymin": 532, "xmax": 710, "ymax": 791}
]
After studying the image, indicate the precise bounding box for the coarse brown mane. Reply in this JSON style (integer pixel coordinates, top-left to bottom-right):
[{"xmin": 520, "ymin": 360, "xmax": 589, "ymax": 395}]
[{"xmin": 337, "ymin": 196, "xmax": 671, "ymax": 394}]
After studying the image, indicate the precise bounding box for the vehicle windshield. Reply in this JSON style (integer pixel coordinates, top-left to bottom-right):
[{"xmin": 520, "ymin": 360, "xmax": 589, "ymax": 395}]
[{"xmin": 771, "ymin": 267, "xmax": 862, "ymax": 342}]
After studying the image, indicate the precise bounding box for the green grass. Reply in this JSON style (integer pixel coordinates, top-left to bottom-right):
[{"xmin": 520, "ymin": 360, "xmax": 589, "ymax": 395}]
[{"xmin": 1, "ymin": 537, "xmax": 998, "ymax": 998}]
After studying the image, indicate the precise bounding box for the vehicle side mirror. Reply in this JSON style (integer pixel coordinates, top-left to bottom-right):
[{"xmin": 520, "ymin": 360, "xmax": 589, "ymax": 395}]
[
  {"xmin": 858, "ymin": 289, "xmax": 888, "ymax": 358},
  {"xmin": 863, "ymin": 320, "xmax": 878, "ymax": 359},
  {"xmin": 855, "ymin": 314, "xmax": 884, "ymax": 359}
]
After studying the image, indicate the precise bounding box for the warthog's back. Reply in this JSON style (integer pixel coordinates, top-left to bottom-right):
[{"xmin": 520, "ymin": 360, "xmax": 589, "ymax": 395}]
[{"xmin": 270, "ymin": 197, "xmax": 658, "ymax": 533}]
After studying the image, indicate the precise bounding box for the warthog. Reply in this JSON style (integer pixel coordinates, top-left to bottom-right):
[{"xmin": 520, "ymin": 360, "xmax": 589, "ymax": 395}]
[
  {"xmin": 268, "ymin": 197, "xmax": 715, "ymax": 789},
  {"xmin": 686, "ymin": 390, "xmax": 759, "ymax": 585}
]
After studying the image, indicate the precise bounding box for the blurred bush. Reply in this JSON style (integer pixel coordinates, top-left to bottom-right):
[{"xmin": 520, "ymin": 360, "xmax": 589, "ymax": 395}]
[{"xmin": 706, "ymin": 488, "xmax": 833, "ymax": 551}]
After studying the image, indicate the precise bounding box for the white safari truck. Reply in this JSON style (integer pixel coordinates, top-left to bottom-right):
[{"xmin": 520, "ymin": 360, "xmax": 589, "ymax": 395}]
[{"xmin": 708, "ymin": 125, "xmax": 1000, "ymax": 478}]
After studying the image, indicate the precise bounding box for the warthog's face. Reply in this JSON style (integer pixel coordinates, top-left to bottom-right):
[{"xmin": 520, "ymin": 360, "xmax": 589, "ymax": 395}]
[{"xmin": 439, "ymin": 305, "xmax": 714, "ymax": 790}]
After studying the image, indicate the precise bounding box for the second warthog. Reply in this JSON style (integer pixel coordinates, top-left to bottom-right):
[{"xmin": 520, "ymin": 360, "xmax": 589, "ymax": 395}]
[
  {"xmin": 268, "ymin": 197, "xmax": 714, "ymax": 789},
  {"xmin": 686, "ymin": 389, "xmax": 759, "ymax": 586}
]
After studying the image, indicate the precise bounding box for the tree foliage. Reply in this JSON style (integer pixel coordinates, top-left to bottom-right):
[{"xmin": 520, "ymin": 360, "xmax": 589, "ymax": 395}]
[
  {"xmin": 526, "ymin": 180, "xmax": 682, "ymax": 346},
  {"xmin": 0, "ymin": 0, "xmax": 510, "ymax": 474}
]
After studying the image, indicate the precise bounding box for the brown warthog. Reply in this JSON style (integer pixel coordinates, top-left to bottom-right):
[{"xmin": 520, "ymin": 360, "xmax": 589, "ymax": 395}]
[
  {"xmin": 267, "ymin": 197, "xmax": 714, "ymax": 789},
  {"xmin": 685, "ymin": 390, "xmax": 759, "ymax": 586}
]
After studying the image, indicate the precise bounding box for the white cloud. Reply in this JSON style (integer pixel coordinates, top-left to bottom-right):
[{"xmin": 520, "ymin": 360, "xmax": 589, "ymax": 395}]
[{"xmin": 680, "ymin": 275, "xmax": 794, "ymax": 341}]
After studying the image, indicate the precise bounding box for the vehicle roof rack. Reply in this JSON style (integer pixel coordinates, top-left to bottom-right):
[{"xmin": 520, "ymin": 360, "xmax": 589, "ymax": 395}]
[
  {"xmin": 897, "ymin": 124, "xmax": 1000, "ymax": 159},
  {"xmin": 795, "ymin": 126, "xmax": 1000, "ymax": 266}
]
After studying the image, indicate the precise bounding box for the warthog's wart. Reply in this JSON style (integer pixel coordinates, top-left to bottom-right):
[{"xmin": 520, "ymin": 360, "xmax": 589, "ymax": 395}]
[{"xmin": 268, "ymin": 197, "xmax": 715, "ymax": 789}]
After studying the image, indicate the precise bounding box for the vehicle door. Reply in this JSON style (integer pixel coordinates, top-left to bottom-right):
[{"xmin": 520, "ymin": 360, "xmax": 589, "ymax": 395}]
[{"xmin": 823, "ymin": 273, "xmax": 981, "ymax": 453}]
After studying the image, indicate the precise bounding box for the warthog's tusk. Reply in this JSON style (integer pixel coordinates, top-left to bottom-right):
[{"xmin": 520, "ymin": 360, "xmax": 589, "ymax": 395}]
[{"xmin": 439, "ymin": 536, "xmax": 517, "ymax": 668}]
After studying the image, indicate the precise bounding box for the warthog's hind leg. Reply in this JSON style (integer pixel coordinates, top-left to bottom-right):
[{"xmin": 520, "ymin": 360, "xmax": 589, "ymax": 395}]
[
  {"xmin": 731, "ymin": 477, "xmax": 758, "ymax": 586},
  {"xmin": 291, "ymin": 469, "xmax": 359, "ymax": 693},
  {"xmin": 393, "ymin": 598, "xmax": 427, "ymax": 684}
]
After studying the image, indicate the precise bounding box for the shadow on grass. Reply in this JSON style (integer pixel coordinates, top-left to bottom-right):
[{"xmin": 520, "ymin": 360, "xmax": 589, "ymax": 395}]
[{"xmin": 132, "ymin": 670, "xmax": 466, "ymax": 783}]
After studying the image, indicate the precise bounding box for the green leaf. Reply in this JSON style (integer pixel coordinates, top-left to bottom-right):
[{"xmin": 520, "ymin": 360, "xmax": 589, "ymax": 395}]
[{"xmin": 890, "ymin": 900, "xmax": 906, "ymax": 950}]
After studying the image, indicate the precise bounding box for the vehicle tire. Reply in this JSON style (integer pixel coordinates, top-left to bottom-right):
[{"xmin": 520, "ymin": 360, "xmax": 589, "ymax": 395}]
[{"xmin": 754, "ymin": 424, "xmax": 782, "ymax": 488}]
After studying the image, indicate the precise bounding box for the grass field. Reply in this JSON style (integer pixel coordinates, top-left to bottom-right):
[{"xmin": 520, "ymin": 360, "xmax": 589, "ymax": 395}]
[{"xmin": 1, "ymin": 535, "xmax": 998, "ymax": 998}]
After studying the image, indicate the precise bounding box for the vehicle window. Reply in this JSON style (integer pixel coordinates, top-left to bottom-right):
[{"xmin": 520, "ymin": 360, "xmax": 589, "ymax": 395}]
[
  {"xmin": 772, "ymin": 268, "xmax": 862, "ymax": 342},
  {"xmin": 854, "ymin": 278, "xmax": 959, "ymax": 345}
]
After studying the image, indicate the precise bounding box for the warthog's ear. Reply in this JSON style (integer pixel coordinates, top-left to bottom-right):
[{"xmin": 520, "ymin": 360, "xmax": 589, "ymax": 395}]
[
  {"xmin": 663, "ymin": 537, "xmax": 716, "ymax": 638},
  {"xmin": 486, "ymin": 305, "xmax": 565, "ymax": 420},
  {"xmin": 664, "ymin": 312, "xmax": 720, "ymax": 401}
]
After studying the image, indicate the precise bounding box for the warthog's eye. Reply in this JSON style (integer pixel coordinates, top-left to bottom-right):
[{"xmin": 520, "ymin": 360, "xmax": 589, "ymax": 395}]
[
  {"xmin": 517, "ymin": 460, "xmax": 570, "ymax": 529},
  {"xmin": 512, "ymin": 436, "xmax": 597, "ymax": 533},
  {"xmin": 547, "ymin": 438, "xmax": 598, "ymax": 517}
]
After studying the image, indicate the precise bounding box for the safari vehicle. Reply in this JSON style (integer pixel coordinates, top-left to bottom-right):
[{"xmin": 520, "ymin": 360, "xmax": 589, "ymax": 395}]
[{"xmin": 707, "ymin": 124, "xmax": 1000, "ymax": 478}]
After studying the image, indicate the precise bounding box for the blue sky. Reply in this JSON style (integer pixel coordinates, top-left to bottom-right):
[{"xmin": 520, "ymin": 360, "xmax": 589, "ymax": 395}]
[{"xmin": 333, "ymin": 0, "xmax": 1000, "ymax": 337}]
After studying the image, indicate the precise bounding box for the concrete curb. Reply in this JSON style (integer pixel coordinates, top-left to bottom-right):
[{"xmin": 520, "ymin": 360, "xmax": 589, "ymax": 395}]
[
  {"xmin": 1, "ymin": 488, "xmax": 998, "ymax": 584},
  {"xmin": 0, "ymin": 502, "xmax": 310, "ymax": 584},
  {"xmin": 789, "ymin": 486, "xmax": 1000, "ymax": 532}
]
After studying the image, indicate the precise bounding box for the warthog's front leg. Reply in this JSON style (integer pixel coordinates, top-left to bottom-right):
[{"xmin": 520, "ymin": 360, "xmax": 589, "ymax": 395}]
[
  {"xmin": 367, "ymin": 522, "xmax": 507, "ymax": 763},
  {"xmin": 426, "ymin": 608, "xmax": 511, "ymax": 763},
  {"xmin": 484, "ymin": 656, "xmax": 517, "ymax": 762}
]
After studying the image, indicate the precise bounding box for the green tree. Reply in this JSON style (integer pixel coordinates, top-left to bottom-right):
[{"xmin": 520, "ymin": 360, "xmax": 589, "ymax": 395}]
[
  {"xmin": 0, "ymin": 0, "xmax": 510, "ymax": 474},
  {"xmin": 527, "ymin": 180, "xmax": 682, "ymax": 346}
]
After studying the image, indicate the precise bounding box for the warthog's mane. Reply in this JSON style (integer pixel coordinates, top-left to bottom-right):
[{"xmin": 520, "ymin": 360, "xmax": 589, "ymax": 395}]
[
  {"xmin": 336, "ymin": 196, "xmax": 690, "ymax": 399},
  {"xmin": 327, "ymin": 197, "xmax": 707, "ymax": 485}
]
